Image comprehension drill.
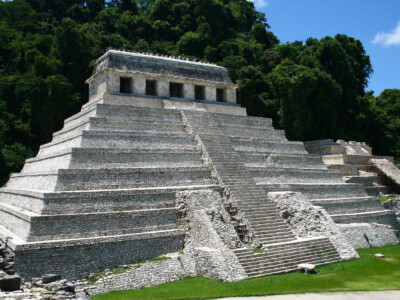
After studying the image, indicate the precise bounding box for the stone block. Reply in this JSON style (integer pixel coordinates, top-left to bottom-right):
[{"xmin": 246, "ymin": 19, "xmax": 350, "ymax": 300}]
[
  {"xmin": 0, "ymin": 275, "xmax": 21, "ymax": 291},
  {"xmin": 42, "ymin": 274, "xmax": 61, "ymax": 284}
]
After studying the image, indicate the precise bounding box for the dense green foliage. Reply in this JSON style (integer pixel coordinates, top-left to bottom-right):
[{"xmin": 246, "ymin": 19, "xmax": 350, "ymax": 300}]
[
  {"xmin": 93, "ymin": 244, "xmax": 400, "ymax": 299},
  {"xmin": 0, "ymin": 0, "xmax": 399, "ymax": 185}
]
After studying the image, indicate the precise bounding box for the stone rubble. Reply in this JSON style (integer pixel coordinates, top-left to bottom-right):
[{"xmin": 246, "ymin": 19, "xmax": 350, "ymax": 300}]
[
  {"xmin": 0, "ymin": 273, "xmax": 76, "ymax": 299},
  {"xmin": 370, "ymin": 158, "xmax": 400, "ymax": 187},
  {"xmin": 176, "ymin": 189, "xmax": 247, "ymax": 282},
  {"xmin": 383, "ymin": 197, "xmax": 400, "ymax": 217},
  {"xmin": 268, "ymin": 191, "xmax": 359, "ymax": 260}
]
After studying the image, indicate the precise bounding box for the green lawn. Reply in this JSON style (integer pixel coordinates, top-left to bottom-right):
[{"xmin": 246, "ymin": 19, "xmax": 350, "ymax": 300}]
[{"xmin": 93, "ymin": 244, "xmax": 400, "ymax": 300}]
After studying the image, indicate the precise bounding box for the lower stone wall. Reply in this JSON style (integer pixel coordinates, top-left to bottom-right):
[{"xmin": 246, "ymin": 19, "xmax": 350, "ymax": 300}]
[
  {"xmin": 12, "ymin": 234, "xmax": 184, "ymax": 281},
  {"xmin": 78, "ymin": 255, "xmax": 192, "ymax": 296},
  {"xmin": 338, "ymin": 223, "xmax": 399, "ymax": 249}
]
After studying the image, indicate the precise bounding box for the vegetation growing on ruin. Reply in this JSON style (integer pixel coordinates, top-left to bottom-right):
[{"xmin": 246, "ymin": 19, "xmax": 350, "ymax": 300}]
[
  {"xmin": 85, "ymin": 256, "xmax": 171, "ymax": 285},
  {"xmin": 380, "ymin": 196, "xmax": 397, "ymax": 202},
  {"xmin": 0, "ymin": 0, "xmax": 399, "ymax": 185},
  {"xmin": 93, "ymin": 243, "xmax": 400, "ymax": 299}
]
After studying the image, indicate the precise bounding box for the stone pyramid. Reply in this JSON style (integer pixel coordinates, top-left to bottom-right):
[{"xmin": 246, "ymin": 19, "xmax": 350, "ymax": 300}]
[{"xmin": 0, "ymin": 50, "xmax": 398, "ymax": 281}]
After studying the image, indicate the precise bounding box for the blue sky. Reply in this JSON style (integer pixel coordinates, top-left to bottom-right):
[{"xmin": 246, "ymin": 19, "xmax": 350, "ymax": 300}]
[{"xmin": 254, "ymin": 0, "xmax": 400, "ymax": 95}]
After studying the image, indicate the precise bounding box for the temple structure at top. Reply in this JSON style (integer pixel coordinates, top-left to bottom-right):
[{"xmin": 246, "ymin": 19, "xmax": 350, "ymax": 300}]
[{"xmin": 85, "ymin": 49, "xmax": 245, "ymax": 115}]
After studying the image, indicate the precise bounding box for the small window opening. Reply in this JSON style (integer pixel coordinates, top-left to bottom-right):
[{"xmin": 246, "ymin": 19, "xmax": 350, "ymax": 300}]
[
  {"xmin": 146, "ymin": 80, "xmax": 157, "ymax": 96},
  {"xmin": 170, "ymin": 82, "xmax": 183, "ymax": 98},
  {"xmin": 216, "ymin": 88, "xmax": 226, "ymax": 102},
  {"xmin": 195, "ymin": 85, "xmax": 205, "ymax": 100},
  {"xmin": 120, "ymin": 77, "xmax": 132, "ymax": 94}
]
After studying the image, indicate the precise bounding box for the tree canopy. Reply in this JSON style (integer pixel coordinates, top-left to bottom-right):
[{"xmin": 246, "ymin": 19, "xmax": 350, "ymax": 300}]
[{"xmin": 0, "ymin": 0, "xmax": 399, "ymax": 185}]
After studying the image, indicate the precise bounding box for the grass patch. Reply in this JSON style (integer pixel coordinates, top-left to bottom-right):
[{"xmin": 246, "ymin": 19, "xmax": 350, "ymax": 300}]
[
  {"xmin": 143, "ymin": 256, "xmax": 171, "ymax": 263},
  {"xmin": 93, "ymin": 244, "xmax": 400, "ymax": 300},
  {"xmin": 251, "ymin": 247, "xmax": 264, "ymax": 253},
  {"xmin": 380, "ymin": 196, "xmax": 397, "ymax": 202},
  {"xmin": 87, "ymin": 266, "xmax": 129, "ymax": 285}
]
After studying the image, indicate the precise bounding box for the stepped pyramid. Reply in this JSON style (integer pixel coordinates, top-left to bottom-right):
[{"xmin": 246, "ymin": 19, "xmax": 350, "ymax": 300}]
[{"xmin": 0, "ymin": 50, "xmax": 398, "ymax": 281}]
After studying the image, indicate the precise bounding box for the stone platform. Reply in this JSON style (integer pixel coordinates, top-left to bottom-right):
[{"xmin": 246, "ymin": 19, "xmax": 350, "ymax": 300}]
[{"xmin": 0, "ymin": 50, "xmax": 398, "ymax": 283}]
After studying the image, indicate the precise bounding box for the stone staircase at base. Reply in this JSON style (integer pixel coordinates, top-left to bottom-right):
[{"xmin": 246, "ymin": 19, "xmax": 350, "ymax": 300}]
[{"xmin": 233, "ymin": 237, "xmax": 340, "ymax": 277}]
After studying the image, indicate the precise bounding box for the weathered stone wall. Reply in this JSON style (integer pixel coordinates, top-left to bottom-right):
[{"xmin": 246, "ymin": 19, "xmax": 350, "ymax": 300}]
[
  {"xmin": 78, "ymin": 256, "xmax": 191, "ymax": 296},
  {"xmin": 12, "ymin": 233, "xmax": 184, "ymax": 281},
  {"xmin": 370, "ymin": 158, "xmax": 400, "ymax": 188},
  {"xmin": 338, "ymin": 223, "xmax": 399, "ymax": 248}
]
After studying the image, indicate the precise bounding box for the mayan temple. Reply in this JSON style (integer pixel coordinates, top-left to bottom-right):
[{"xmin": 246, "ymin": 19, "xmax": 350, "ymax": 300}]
[{"xmin": 0, "ymin": 50, "xmax": 399, "ymax": 283}]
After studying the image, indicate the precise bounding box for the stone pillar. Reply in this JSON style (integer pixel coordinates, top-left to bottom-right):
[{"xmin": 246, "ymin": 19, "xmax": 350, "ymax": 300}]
[
  {"xmin": 184, "ymin": 83, "xmax": 195, "ymax": 100},
  {"xmin": 205, "ymin": 86, "xmax": 216, "ymax": 102},
  {"xmin": 158, "ymin": 80, "xmax": 169, "ymax": 97},
  {"xmin": 133, "ymin": 76, "xmax": 146, "ymax": 95},
  {"xmin": 226, "ymin": 88, "xmax": 237, "ymax": 104},
  {"xmin": 107, "ymin": 73, "xmax": 120, "ymax": 93}
]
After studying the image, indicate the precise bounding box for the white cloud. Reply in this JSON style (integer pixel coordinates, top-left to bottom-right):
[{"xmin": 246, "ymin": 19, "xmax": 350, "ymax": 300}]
[
  {"xmin": 250, "ymin": 0, "xmax": 268, "ymax": 9},
  {"xmin": 372, "ymin": 21, "xmax": 400, "ymax": 46}
]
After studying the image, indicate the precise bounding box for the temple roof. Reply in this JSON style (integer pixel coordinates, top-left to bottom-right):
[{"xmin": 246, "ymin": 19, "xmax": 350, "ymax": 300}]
[{"xmin": 89, "ymin": 49, "xmax": 236, "ymax": 86}]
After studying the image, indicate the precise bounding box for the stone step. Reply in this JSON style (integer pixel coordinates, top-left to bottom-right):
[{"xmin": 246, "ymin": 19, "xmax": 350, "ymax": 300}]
[
  {"xmin": 249, "ymin": 167, "xmax": 344, "ymax": 184},
  {"xmin": 222, "ymin": 127, "xmax": 286, "ymax": 141},
  {"xmin": 240, "ymin": 152, "xmax": 327, "ymax": 170},
  {"xmin": 322, "ymin": 154, "xmax": 394, "ymax": 166},
  {"xmin": 52, "ymin": 117, "xmax": 186, "ymax": 142},
  {"xmin": 252, "ymin": 227, "xmax": 291, "ymax": 235},
  {"xmin": 0, "ymin": 185, "xmax": 220, "ymax": 215},
  {"xmin": 254, "ymin": 231, "xmax": 295, "ymax": 240},
  {"xmin": 62, "ymin": 105, "xmax": 97, "ymax": 130},
  {"xmin": 23, "ymin": 148, "xmax": 203, "ymax": 172},
  {"xmin": 243, "ymin": 211, "xmax": 285, "ymax": 218},
  {"xmin": 331, "ymin": 210, "xmax": 398, "ymax": 226},
  {"xmin": 244, "ymin": 257, "xmax": 339, "ymax": 277},
  {"xmin": 311, "ymin": 196, "xmax": 383, "ymax": 214},
  {"xmin": 39, "ymin": 130, "xmax": 195, "ymax": 156},
  {"xmin": 212, "ymin": 113, "xmax": 273, "ymax": 128},
  {"xmin": 89, "ymin": 117, "xmax": 185, "ymax": 133},
  {"xmin": 233, "ymin": 238, "xmax": 340, "ymax": 277},
  {"xmin": 233, "ymin": 238, "xmax": 332, "ymax": 255},
  {"xmin": 7, "ymin": 167, "xmax": 213, "ymax": 191},
  {"xmin": 247, "ymin": 215, "xmax": 286, "ymax": 223},
  {"xmin": 95, "ymin": 104, "xmax": 182, "ymax": 120},
  {"xmin": 0, "ymin": 203, "xmax": 180, "ymax": 242},
  {"xmin": 328, "ymin": 164, "xmax": 380, "ymax": 175},
  {"xmin": 236, "ymin": 244, "xmax": 336, "ymax": 260},
  {"xmin": 258, "ymin": 236, "xmax": 295, "ymax": 245},
  {"xmin": 364, "ymin": 185, "xmax": 393, "ymax": 196},
  {"xmin": 239, "ymin": 248, "xmax": 338, "ymax": 267},
  {"xmin": 63, "ymin": 104, "xmax": 183, "ymax": 130},
  {"xmin": 260, "ymin": 183, "xmax": 368, "ymax": 199},
  {"xmin": 231, "ymin": 138, "xmax": 308, "ymax": 154},
  {"xmin": 343, "ymin": 175, "xmax": 387, "ymax": 187}
]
